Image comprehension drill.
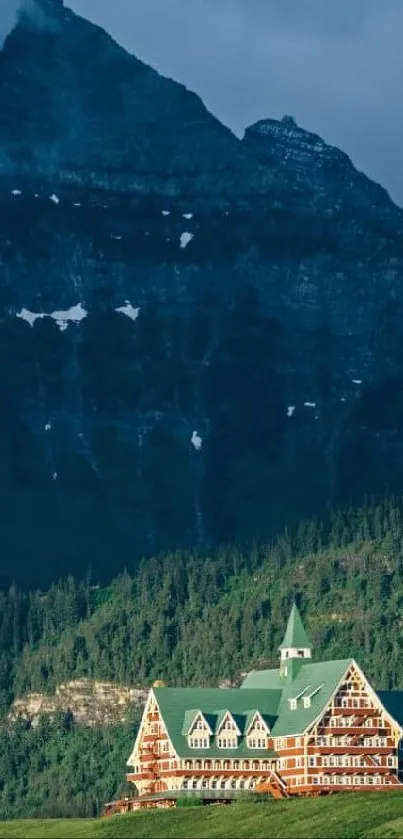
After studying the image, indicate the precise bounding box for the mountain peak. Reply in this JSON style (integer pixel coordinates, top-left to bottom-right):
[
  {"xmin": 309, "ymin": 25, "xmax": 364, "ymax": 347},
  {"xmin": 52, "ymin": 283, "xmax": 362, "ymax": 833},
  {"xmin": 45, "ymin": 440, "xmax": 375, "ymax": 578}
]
[
  {"xmin": 242, "ymin": 115, "xmax": 400, "ymax": 216},
  {"xmin": 0, "ymin": 0, "xmax": 266, "ymax": 199}
]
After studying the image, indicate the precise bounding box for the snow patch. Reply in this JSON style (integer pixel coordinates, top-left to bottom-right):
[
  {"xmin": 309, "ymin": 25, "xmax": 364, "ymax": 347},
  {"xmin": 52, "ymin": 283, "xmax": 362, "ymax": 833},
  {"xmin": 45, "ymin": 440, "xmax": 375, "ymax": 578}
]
[
  {"xmin": 73, "ymin": 202, "xmax": 81, "ymax": 207},
  {"xmin": 182, "ymin": 213, "xmax": 193, "ymax": 219},
  {"xmin": 115, "ymin": 301, "xmax": 140, "ymax": 322},
  {"xmin": 286, "ymin": 406, "xmax": 296, "ymax": 417},
  {"xmin": 111, "ymin": 234, "xmax": 122, "ymax": 240},
  {"xmin": 162, "ymin": 210, "xmax": 170, "ymax": 216},
  {"xmin": 191, "ymin": 431, "xmax": 202, "ymax": 451},
  {"xmin": 352, "ymin": 379, "xmax": 362, "ymax": 384},
  {"xmin": 52, "ymin": 472, "xmax": 58, "ymax": 480},
  {"xmin": 340, "ymin": 397, "xmax": 346, "ymax": 402},
  {"xmin": 45, "ymin": 423, "xmax": 52, "ymax": 432},
  {"xmin": 50, "ymin": 303, "xmax": 88, "ymax": 331},
  {"xmin": 304, "ymin": 402, "xmax": 316, "ymax": 408},
  {"xmin": 11, "ymin": 189, "xmax": 22, "ymax": 196},
  {"xmin": 49, "ymin": 194, "xmax": 60, "ymax": 205},
  {"xmin": 17, "ymin": 308, "xmax": 46, "ymax": 328},
  {"xmin": 180, "ymin": 232, "xmax": 194, "ymax": 249}
]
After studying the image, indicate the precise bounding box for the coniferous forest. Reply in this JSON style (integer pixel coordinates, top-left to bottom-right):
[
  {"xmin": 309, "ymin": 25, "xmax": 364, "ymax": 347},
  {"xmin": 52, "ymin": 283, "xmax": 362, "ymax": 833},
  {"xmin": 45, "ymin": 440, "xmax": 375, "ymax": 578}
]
[{"xmin": 2, "ymin": 497, "xmax": 403, "ymax": 817}]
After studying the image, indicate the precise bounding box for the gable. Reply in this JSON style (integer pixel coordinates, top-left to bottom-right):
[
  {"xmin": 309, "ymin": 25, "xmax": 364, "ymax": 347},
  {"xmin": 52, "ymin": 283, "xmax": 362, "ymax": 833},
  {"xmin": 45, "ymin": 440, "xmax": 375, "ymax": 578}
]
[
  {"xmin": 245, "ymin": 710, "xmax": 271, "ymax": 735},
  {"xmin": 215, "ymin": 710, "xmax": 241, "ymax": 736},
  {"xmin": 182, "ymin": 710, "xmax": 212, "ymax": 736}
]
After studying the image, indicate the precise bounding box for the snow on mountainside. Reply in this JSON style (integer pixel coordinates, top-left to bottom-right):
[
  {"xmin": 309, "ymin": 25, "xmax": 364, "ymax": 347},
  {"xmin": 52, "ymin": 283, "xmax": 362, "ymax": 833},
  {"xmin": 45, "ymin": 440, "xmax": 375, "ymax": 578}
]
[{"xmin": 1, "ymin": 0, "xmax": 403, "ymax": 588}]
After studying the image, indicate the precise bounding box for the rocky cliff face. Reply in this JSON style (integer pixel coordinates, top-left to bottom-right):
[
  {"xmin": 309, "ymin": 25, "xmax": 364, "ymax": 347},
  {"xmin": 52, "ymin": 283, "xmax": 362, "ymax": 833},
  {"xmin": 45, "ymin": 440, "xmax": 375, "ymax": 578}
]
[
  {"xmin": 8, "ymin": 679, "xmax": 147, "ymax": 726},
  {"xmin": 1, "ymin": 0, "xmax": 403, "ymax": 588}
]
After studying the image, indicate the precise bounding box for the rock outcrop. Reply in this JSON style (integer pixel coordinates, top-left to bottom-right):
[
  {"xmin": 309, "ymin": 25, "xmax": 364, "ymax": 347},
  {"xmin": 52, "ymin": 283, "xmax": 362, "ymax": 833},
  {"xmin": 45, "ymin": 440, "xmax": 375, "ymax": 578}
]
[
  {"xmin": 8, "ymin": 679, "xmax": 147, "ymax": 726},
  {"xmin": 1, "ymin": 1, "xmax": 403, "ymax": 588}
]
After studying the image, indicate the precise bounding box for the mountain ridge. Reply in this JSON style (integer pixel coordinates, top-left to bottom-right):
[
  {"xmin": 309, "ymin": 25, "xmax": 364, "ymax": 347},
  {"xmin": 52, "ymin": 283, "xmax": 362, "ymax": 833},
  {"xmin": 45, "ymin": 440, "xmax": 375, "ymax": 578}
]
[{"xmin": 1, "ymin": 1, "xmax": 403, "ymax": 587}]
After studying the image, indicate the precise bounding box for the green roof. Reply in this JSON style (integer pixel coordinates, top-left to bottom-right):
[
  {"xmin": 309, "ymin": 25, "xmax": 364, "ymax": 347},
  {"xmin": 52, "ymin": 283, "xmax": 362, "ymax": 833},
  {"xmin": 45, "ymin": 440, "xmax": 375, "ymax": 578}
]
[
  {"xmin": 148, "ymin": 658, "xmax": 403, "ymax": 761},
  {"xmin": 153, "ymin": 688, "xmax": 279, "ymax": 758},
  {"xmin": 241, "ymin": 658, "xmax": 352, "ymax": 736},
  {"xmin": 279, "ymin": 603, "xmax": 312, "ymax": 650}
]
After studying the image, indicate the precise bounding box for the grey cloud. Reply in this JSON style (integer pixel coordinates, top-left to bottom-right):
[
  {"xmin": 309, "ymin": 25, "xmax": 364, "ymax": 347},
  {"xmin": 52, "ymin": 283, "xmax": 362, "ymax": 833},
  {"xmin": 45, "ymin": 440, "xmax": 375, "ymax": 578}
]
[{"xmin": 0, "ymin": 0, "xmax": 19, "ymax": 45}]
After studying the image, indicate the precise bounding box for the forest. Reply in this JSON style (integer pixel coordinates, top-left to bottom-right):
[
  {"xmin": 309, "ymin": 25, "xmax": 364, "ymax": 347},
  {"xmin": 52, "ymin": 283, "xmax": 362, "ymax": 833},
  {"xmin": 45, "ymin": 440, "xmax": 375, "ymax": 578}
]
[{"xmin": 1, "ymin": 497, "xmax": 403, "ymax": 816}]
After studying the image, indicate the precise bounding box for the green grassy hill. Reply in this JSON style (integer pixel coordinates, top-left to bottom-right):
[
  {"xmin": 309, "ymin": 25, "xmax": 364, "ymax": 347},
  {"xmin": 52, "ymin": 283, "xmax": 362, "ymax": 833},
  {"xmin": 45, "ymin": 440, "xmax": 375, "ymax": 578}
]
[{"xmin": 2, "ymin": 795, "xmax": 403, "ymax": 839}]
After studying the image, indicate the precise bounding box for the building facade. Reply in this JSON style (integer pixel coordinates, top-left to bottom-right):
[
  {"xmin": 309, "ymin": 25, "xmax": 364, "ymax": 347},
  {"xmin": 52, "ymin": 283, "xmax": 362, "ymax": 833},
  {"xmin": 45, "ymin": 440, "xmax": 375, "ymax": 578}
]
[{"xmin": 125, "ymin": 605, "xmax": 403, "ymax": 807}]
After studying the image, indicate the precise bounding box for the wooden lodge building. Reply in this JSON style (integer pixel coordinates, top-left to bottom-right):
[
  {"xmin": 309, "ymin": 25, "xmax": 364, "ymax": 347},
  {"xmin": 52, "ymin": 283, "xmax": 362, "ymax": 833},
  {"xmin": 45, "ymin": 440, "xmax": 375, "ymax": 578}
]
[{"xmin": 123, "ymin": 604, "xmax": 403, "ymax": 808}]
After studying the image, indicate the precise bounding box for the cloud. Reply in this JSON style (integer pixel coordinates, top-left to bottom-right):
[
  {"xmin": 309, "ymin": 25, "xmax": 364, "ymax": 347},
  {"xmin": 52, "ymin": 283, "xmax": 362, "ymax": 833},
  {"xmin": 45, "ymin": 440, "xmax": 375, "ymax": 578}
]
[
  {"xmin": 0, "ymin": 0, "xmax": 19, "ymax": 46},
  {"xmin": 0, "ymin": 0, "xmax": 61, "ymax": 45}
]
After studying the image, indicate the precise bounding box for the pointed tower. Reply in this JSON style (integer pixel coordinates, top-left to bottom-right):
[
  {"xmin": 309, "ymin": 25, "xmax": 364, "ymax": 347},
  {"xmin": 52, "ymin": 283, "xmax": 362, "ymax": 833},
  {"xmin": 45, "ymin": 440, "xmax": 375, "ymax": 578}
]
[{"xmin": 279, "ymin": 603, "xmax": 312, "ymax": 679}]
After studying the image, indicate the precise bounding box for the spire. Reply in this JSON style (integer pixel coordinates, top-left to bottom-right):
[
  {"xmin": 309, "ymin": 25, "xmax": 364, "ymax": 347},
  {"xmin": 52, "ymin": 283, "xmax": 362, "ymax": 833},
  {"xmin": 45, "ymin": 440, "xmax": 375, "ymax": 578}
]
[{"xmin": 279, "ymin": 603, "xmax": 312, "ymax": 652}]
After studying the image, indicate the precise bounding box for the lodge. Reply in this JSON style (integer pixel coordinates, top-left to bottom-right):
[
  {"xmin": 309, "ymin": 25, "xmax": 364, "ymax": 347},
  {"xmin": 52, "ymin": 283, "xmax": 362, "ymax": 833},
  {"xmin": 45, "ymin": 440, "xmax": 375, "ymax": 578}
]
[{"xmin": 120, "ymin": 604, "xmax": 403, "ymax": 809}]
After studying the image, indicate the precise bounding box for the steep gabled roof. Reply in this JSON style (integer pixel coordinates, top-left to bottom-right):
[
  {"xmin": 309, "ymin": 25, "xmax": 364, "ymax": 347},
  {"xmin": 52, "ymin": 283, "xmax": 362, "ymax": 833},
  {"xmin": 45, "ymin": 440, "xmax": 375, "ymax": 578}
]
[
  {"xmin": 271, "ymin": 659, "xmax": 352, "ymax": 736},
  {"xmin": 279, "ymin": 603, "xmax": 312, "ymax": 650},
  {"xmin": 244, "ymin": 710, "xmax": 271, "ymax": 735},
  {"xmin": 215, "ymin": 710, "xmax": 241, "ymax": 735},
  {"xmin": 153, "ymin": 687, "xmax": 279, "ymax": 758},
  {"xmin": 181, "ymin": 710, "xmax": 213, "ymax": 735},
  {"xmin": 241, "ymin": 658, "xmax": 353, "ymax": 735}
]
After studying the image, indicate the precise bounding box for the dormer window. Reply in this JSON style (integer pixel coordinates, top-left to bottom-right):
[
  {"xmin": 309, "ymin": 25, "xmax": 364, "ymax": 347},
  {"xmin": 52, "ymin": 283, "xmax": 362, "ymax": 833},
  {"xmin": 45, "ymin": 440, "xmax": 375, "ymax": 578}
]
[
  {"xmin": 303, "ymin": 684, "xmax": 323, "ymax": 708},
  {"xmin": 245, "ymin": 711, "xmax": 271, "ymax": 748},
  {"xmin": 215, "ymin": 711, "xmax": 241, "ymax": 748},
  {"xmin": 183, "ymin": 710, "xmax": 213, "ymax": 749},
  {"xmin": 288, "ymin": 686, "xmax": 311, "ymax": 710}
]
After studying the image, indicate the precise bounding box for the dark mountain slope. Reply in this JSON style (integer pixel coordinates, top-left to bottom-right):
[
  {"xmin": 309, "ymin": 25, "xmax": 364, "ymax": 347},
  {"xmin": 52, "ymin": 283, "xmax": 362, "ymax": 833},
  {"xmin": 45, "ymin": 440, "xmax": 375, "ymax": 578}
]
[
  {"xmin": 0, "ymin": 1, "xmax": 403, "ymax": 587},
  {"xmin": 0, "ymin": 0, "xmax": 267, "ymax": 198}
]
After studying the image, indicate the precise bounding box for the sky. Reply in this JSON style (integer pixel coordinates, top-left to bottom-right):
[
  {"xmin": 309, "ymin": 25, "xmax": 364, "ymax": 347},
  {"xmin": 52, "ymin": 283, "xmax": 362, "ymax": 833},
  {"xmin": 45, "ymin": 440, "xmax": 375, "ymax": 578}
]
[{"xmin": 1, "ymin": 0, "xmax": 402, "ymax": 205}]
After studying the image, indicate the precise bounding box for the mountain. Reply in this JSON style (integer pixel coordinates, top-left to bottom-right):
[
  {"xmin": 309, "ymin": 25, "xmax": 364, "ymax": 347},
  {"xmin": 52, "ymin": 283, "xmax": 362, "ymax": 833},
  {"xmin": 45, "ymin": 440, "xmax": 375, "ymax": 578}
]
[{"xmin": 1, "ymin": 0, "xmax": 403, "ymax": 587}]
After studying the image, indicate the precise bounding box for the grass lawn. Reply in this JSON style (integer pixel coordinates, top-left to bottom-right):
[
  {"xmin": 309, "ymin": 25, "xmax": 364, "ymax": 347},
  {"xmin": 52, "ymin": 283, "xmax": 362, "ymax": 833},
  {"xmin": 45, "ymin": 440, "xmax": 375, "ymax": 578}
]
[{"xmin": 2, "ymin": 794, "xmax": 403, "ymax": 838}]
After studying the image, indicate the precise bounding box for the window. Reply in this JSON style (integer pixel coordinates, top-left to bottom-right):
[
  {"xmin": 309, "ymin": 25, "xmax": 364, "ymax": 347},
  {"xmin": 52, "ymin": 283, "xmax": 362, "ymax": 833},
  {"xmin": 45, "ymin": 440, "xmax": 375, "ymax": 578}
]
[
  {"xmin": 303, "ymin": 697, "xmax": 311, "ymax": 708},
  {"xmin": 247, "ymin": 737, "xmax": 266, "ymax": 750},
  {"xmin": 211, "ymin": 780, "xmax": 217, "ymax": 790},
  {"xmin": 217, "ymin": 737, "xmax": 237, "ymax": 749},
  {"xmin": 188, "ymin": 736, "xmax": 209, "ymax": 749},
  {"xmin": 192, "ymin": 779, "xmax": 198, "ymax": 789},
  {"xmin": 201, "ymin": 779, "xmax": 209, "ymax": 789},
  {"xmin": 289, "ymin": 699, "xmax": 297, "ymax": 710},
  {"xmin": 182, "ymin": 780, "xmax": 188, "ymax": 789},
  {"xmin": 308, "ymin": 757, "xmax": 315, "ymax": 767}
]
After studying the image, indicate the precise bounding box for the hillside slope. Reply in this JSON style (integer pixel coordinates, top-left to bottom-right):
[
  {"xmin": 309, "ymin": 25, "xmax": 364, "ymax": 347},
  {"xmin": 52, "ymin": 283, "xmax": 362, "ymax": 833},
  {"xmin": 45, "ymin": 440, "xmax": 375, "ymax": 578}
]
[{"xmin": 2, "ymin": 795, "xmax": 403, "ymax": 838}]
